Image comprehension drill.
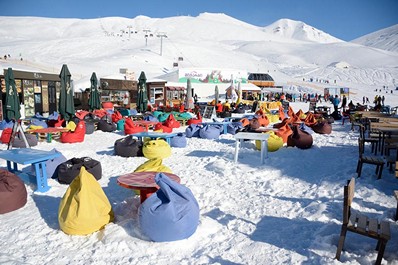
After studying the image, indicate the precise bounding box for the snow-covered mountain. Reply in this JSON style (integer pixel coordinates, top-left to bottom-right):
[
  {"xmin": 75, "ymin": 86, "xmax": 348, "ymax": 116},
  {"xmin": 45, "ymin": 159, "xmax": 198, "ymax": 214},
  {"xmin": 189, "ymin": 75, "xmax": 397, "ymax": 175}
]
[
  {"xmin": 262, "ymin": 18, "xmax": 343, "ymax": 43},
  {"xmin": 351, "ymin": 24, "xmax": 398, "ymax": 53},
  {"xmin": 0, "ymin": 13, "xmax": 397, "ymax": 101}
]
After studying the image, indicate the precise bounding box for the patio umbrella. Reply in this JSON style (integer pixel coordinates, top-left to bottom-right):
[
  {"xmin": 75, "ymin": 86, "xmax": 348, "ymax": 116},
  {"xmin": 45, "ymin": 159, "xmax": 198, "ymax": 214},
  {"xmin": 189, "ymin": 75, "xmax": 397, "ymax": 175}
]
[
  {"xmin": 137, "ymin": 71, "xmax": 148, "ymax": 113},
  {"xmin": 185, "ymin": 78, "xmax": 194, "ymax": 110},
  {"xmin": 58, "ymin": 64, "xmax": 75, "ymax": 121},
  {"xmin": 88, "ymin": 72, "xmax": 101, "ymax": 111},
  {"xmin": 4, "ymin": 67, "xmax": 21, "ymax": 121}
]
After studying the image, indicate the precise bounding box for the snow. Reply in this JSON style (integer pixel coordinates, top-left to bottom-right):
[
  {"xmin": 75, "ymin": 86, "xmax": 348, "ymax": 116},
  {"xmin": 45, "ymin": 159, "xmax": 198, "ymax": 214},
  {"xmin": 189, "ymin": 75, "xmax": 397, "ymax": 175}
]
[{"xmin": 0, "ymin": 13, "xmax": 397, "ymax": 265}]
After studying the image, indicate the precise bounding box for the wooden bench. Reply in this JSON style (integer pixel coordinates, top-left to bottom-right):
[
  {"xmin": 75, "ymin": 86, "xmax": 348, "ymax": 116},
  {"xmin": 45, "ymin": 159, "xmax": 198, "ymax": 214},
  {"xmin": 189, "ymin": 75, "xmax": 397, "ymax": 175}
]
[
  {"xmin": 335, "ymin": 178, "xmax": 391, "ymax": 265},
  {"xmin": 234, "ymin": 132, "xmax": 269, "ymax": 164}
]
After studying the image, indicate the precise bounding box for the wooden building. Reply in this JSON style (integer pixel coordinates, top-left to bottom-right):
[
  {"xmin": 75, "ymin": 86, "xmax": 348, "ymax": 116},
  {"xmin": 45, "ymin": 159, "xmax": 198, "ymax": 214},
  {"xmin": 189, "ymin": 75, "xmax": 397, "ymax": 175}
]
[
  {"xmin": 99, "ymin": 78, "xmax": 137, "ymax": 108},
  {"xmin": 0, "ymin": 69, "xmax": 61, "ymax": 118}
]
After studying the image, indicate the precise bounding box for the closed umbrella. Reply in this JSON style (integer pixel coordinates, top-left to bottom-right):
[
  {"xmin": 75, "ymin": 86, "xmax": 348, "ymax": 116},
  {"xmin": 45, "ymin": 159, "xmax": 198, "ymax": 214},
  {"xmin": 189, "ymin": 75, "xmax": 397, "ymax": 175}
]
[
  {"xmin": 185, "ymin": 78, "xmax": 194, "ymax": 110},
  {"xmin": 58, "ymin": 64, "xmax": 75, "ymax": 121},
  {"xmin": 4, "ymin": 67, "xmax": 21, "ymax": 121},
  {"xmin": 88, "ymin": 72, "xmax": 101, "ymax": 111},
  {"xmin": 137, "ymin": 71, "xmax": 148, "ymax": 113},
  {"xmin": 236, "ymin": 82, "xmax": 242, "ymax": 105}
]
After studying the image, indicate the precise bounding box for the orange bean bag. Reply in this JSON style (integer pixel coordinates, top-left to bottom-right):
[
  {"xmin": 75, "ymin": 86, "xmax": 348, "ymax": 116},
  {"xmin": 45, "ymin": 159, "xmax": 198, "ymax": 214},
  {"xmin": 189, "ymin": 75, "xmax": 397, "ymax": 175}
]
[{"xmin": 275, "ymin": 123, "xmax": 293, "ymax": 143}]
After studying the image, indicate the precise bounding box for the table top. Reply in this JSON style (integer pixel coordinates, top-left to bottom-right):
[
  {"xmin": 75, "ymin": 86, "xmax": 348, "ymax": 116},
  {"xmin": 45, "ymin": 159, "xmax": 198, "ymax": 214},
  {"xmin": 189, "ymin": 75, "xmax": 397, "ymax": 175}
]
[
  {"xmin": 0, "ymin": 149, "xmax": 61, "ymax": 164},
  {"xmin": 130, "ymin": 131, "xmax": 178, "ymax": 138},
  {"xmin": 28, "ymin": 127, "xmax": 69, "ymax": 133},
  {"xmin": 117, "ymin": 171, "xmax": 180, "ymax": 190},
  {"xmin": 235, "ymin": 132, "xmax": 270, "ymax": 140}
]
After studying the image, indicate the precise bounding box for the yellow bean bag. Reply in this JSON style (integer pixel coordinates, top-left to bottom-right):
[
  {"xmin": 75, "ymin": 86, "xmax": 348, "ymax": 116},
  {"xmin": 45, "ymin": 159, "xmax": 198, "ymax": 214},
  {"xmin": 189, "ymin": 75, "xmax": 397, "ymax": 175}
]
[
  {"xmin": 134, "ymin": 158, "xmax": 172, "ymax": 173},
  {"xmin": 142, "ymin": 139, "xmax": 172, "ymax": 159},
  {"xmin": 266, "ymin": 114, "xmax": 280, "ymax": 123},
  {"xmin": 66, "ymin": 121, "xmax": 77, "ymax": 132},
  {"xmin": 58, "ymin": 166, "xmax": 114, "ymax": 235},
  {"xmin": 255, "ymin": 131, "xmax": 283, "ymax": 152}
]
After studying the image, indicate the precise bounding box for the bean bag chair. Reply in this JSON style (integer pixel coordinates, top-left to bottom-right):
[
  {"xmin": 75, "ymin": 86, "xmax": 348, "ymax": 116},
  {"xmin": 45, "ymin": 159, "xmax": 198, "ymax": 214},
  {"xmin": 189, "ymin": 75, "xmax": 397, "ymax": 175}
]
[
  {"xmin": 331, "ymin": 111, "xmax": 342, "ymax": 121},
  {"xmin": 239, "ymin": 118, "xmax": 250, "ymax": 127},
  {"xmin": 296, "ymin": 109, "xmax": 306, "ymax": 120},
  {"xmin": 139, "ymin": 173, "xmax": 199, "ymax": 242},
  {"xmin": 185, "ymin": 124, "xmax": 201, "ymax": 138},
  {"xmin": 249, "ymin": 118, "xmax": 261, "ymax": 130},
  {"xmin": 275, "ymin": 124, "xmax": 293, "ymax": 143},
  {"xmin": 85, "ymin": 121, "xmax": 95, "ymax": 134},
  {"xmin": 311, "ymin": 121, "xmax": 332, "ymax": 135},
  {"xmin": 219, "ymin": 111, "xmax": 232, "ymax": 118},
  {"xmin": 144, "ymin": 115, "xmax": 159, "ymax": 122},
  {"xmin": 93, "ymin": 109, "xmax": 107, "ymax": 119},
  {"xmin": 65, "ymin": 121, "xmax": 76, "ymax": 132},
  {"xmin": 114, "ymin": 136, "xmax": 144, "ymax": 157},
  {"xmin": 227, "ymin": 122, "xmax": 243, "ymax": 135},
  {"xmin": 124, "ymin": 119, "xmax": 144, "ymax": 135},
  {"xmin": 48, "ymin": 111, "xmax": 59, "ymax": 120},
  {"xmin": 273, "ymin": 118, "xmax": 289, "ymax": 129},
  {"xmin": 157, "ymin": 113, "xmax": 169, "ymax": 123},
  {"xmin": 256, "ymin": 131, "xmax": 284, "ymax": 152},
  {"xmin": 58, "ymin": 166, "xmax": 114, "ymax": 235},
  {"xmin": 13, "ymin": 133, "xmax": 38, "ymax": 148},
  {"xmin": 112, "ymin": 111, "xmax": 123, "ymax": 123},
  {"xmin": 199, "ymin": 125, "xmax": 220, "ymax": 139},
  {"xmin": 304, "ymin": 112, "xmax": 318, "ymax": 127},
  {"xmin": 143, "ymin": 139, "xmax": 172, "ymax": 159},
  {"xmin": 97, "ymin": 120, "xmax": 116, "ymax": 132},
  {"xmin": 279, "ymin": 106, "xmax": 286, "ymax": 121},
  {"xmin": 116, "ymin": 119, "xmax": 125, "ymax": 131},
  {"xmin": 47, "ymin": 116, "xmax": 64, "ymax": 127},
  {"xmin": 75, "ymin": 110, "xmax": 89, "ymax": 120},
  {"xmin": 61, "ymin": 121, "xmax": 86, "ymax": 143},
  {"xmin": 187, "ymin": 112, "xmax": 202, "ymax": 125},
  {"xmin": 326, "ymin": 116, "xmax": 335, "ymax": 124},
  {"xmin": 134, "ymin": 158, "xmax": 172, "ymax": 173},
  {"xmin": 154, "ymin": 123, "xmax": 173, "ymax": 133},
  {"xmin": 0, "ymin": 169, "xmax": 27, "ymax": 214},
  {"xmin": 119, "ymin": 109, "xmax": 130, "ymax": 117},
  {"xmin": 31, "ymin": 119, "xmax": 48, "ymax": 129},
  {"xmin": 56, "ymin": 157, "xmax": 102, "ymax": 184},
  {"xmin": 266, "ymin": 114, "xmax": 280, "ymax": 123},
  {"xmin": 170, "ymin": 133, "xmax": 187, "ymax": 148},
  {"xmin": 0, "ymin": 120, "xmax": 14, "ymax": 130},
  {"xmin": 164, "ymin": 114, "xmax": 180, "ymax": 129},
  {"xmin": 287, "ymin": 125, "xmax": 313, "ymax": 149},
  {"xmin": 1, "ymin": 128, "xmax": 13, "ymax": 144},
  {"xmin": 257, "ymin": 115, "xmax": 270, "ymax": 127}
]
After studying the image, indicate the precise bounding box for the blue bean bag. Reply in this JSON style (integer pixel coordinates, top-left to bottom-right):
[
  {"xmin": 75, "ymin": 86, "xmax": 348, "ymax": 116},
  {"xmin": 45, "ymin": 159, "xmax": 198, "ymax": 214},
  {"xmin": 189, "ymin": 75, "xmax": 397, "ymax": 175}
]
[
  {"xmin": 30, "ymin": 119, "xmax": 48, "ymax": 128},
  {"xmin": 199, "ymin": 125, "xmax": 220, "ymax": 139},
  {"xmin": 227, "ymin": 122, "xmax": 243, "ymax": 135},
  {"xmin": 185, "ymin": 124, "xmax": 201, "ymax": 138},
  {"xmin": 170, "ymin": 133, "xmax": 187, "ymax": 148},
  {"xmin": 139, "ymin": 173, "xmax": 200, "ymax": 242},
  {"xmin": 144, "ymin": 115, "xmax": 158, "ymax": 122},
  {"xmin": 0, "ymin": 120, "xmax": 14, "ymax": 130},
  {"xmin": 48, "ymin": 111, "xmax": 59, "ymax": 120},
  {"xmin": 299, "ymin": 123, "xmax": 314, "ymax": 134}
]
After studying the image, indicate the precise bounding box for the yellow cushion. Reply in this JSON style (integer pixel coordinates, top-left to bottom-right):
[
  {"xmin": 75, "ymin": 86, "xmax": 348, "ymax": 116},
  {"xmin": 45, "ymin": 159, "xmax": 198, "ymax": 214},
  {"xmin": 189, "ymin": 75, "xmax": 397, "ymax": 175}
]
[
  {"xmin": 66, "ymin": 121, "xmax": 77, "ymax": 132},
  {"xmin": 142, "ymin": 139, "xmax": 172, "ymax": 159},
  {"xmin": 255, "ymin": 131, "xmax": 283, "ymax": 152},
  {"xmin": 134, "ymin": 158, "xmax": 172, "ymax": 173},
  {"xmin": 58, "ymin": 166, "xmax": 114, "ymax": 235},
  {"xmin": 28, "ymin": 125, "xmax": 44, "ymax": 130}
]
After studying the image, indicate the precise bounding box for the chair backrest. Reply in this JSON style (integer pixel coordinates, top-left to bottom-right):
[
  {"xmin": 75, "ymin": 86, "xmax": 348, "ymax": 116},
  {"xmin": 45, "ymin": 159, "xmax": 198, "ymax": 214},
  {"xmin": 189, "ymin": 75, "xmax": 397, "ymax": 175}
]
[{"xmin": 342, "ymin": 178, "xmax": 355, "ymax": 225}]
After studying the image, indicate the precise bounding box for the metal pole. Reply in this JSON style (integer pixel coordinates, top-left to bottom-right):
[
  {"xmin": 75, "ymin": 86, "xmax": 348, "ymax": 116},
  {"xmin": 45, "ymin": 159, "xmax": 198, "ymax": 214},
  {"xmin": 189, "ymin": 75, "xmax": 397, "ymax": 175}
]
[{"xmin": 157, "ymin": 33, "xmax": 167, "ymax": 56}]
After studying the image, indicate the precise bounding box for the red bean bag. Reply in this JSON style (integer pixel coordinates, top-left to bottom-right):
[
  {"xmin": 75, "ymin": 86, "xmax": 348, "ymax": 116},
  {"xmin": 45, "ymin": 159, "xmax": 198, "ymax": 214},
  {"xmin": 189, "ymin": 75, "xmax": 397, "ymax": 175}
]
[
  {"xmin": 154, "ymin": 123, "xmax": 173, "ymax": 133},
  {"xmin": 1, "ymin": 128, "xmax": 13, "ymax": 144},
  {"xmin": 0, "ymin": 169, "xmax": 27, "ymax": 214},
  {"xmin": 61, "ymin": 121, "xmax": 86, "ymax": 143},
  {"xmin": 93, "ymin": 109, "xmax": 107, "ymax": 118},
  {"xmin": 112, "ymin": 111, "xmax": 123, "ymax": 123},
  {"xmin": 75, "ymin": 111, "xmax": 90, "ymax": 120},
  {"xmin": 124, "ymin": 119, "xmax": 145, "ymax": 135},
  {"xmin": 187, "ymin": 112, "xmax": 202, "ymax": 126},
  {"xmin": 163, "ymin": 114, "xmax": 180, "ymax": 129}
]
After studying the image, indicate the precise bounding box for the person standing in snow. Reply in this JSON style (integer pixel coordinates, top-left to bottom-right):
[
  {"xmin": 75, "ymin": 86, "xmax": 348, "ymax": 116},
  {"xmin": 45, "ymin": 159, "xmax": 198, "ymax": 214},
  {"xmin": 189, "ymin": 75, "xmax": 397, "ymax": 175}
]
[
  {"xmin": 333, "ymin": 95, "xmax": 340, "ymax": 113},
  {"xmin": 340, "ymin": 95, "xmax": 347, "ymax": 111}
]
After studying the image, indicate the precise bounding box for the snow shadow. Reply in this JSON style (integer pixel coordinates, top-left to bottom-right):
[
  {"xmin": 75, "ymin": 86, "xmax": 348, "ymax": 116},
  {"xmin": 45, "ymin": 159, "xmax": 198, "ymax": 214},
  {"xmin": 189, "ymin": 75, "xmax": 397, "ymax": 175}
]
[{"xmin": 32, "ymin": 194, "xmax": 61, "ymax": 230}]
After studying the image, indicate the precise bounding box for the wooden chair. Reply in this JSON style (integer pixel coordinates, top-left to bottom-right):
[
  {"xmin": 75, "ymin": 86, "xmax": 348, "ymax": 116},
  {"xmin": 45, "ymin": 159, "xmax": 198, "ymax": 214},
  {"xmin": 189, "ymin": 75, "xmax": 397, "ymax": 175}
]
[
  {"xmin": 356, "ymin": 138, "xmax": 385, "ymax": 179},
  {"xmin": 335, "ymin": 178, "xmax": 391, "ymax": 265},
  {"xmin": 359, "ymin": 124, "xmax": 379, "ymax": 154}
]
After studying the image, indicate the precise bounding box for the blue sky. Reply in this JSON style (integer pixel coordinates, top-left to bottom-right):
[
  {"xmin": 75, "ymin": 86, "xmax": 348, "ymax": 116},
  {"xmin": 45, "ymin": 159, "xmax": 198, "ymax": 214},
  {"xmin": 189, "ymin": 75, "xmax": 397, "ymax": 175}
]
[{"xmin": 1, "ymin": 0, "xmax": 397, "ymax": 41}]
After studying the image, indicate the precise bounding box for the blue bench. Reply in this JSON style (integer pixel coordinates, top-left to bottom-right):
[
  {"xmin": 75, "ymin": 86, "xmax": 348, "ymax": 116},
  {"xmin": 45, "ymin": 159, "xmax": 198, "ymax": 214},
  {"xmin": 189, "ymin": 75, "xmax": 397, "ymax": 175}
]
[{"xmin": 0, "ymin": 149, "xmax": 61, "ymax": 192}]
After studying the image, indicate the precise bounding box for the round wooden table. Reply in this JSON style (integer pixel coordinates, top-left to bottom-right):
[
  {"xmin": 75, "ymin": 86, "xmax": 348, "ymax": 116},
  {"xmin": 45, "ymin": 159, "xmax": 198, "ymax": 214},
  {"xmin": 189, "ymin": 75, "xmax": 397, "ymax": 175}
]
[{"xmin": 117, "ymin": 171, "xmax": 180, "ymax": 203}]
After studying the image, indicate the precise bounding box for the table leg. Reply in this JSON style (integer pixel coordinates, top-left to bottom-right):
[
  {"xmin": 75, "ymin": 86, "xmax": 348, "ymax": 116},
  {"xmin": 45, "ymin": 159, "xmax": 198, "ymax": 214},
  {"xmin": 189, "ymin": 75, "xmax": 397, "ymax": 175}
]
[
  {"xmin": 47, "ymin": 133, "xmax": 52, "ymax": 143},
  {"xmin": 234, "ymin": 139, "xmax": 241, "ymax": 163},
  {"xmin": 32, "ymin": 162, "xmax": 50, "ymax": 192},
  {"xmin": 260, "ymin": 140, "xmax": 265, "ymax": 164},
  {"xmin": 223, "ymin": 124, "xmax": 228, "ymax": 134},
  {"xmin": 139, "ymin": 190, "xmax": 156, "ymax": 203}
]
